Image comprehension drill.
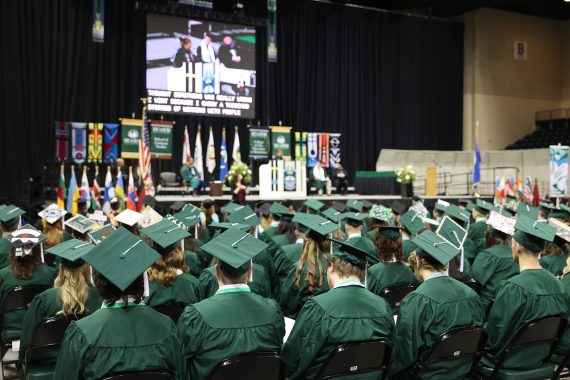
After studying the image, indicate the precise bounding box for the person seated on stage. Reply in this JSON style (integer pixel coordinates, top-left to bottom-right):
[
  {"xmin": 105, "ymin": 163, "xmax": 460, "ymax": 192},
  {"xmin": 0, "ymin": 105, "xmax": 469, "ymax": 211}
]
[
  {"xmin": 368, "ymin": 226, "xmax": 418, "ymax": 298},
  {"xmin": 180, "ymin": 158, "xmax": 201, "ymax": 196},
  {"xmin": 311, "ymin": 161, "xmax": 331, "ymax": 196},
  {"xmin": 54, "ymin": 228, "xmax": 185, "ymax": 379},
  {"xmin": 0, "ymin": 205, "xmax": 26, "ymax": 269},
  {"xmin": 480, "ymin": 216, "xmax": 567, "ymax": 372},
  {"xmin": 231, "ymin": 173, "xmax": 248, "ymax": 204},
  {"xmin": 177, "ymin": 229, "xmax": 284, "ymax": 379},
  {"xmin": 389, "ymin": 231, "xmax": 484, "ymax": 379},
  {"xmin": 468, "ymin": 199, "xmax": 495, "ymax": 250},
  {"xmin": 277, "ymin": 214, "xmax": 340, "ymax": 318},
  {"xmin": 197, "ymin": 32, "xmax": 216, "ymax": 63},
  {"xmin": 331, "ymin": 162, "xmax": 349, "ymax": 195},
  {"xmin": 283, "ymin": 238, "xmax": 395, "ymax": 380},
  {"xmin": 173, "ymin": 38, "xmax": 196, "ymax": 68},
  {"xmin": 114, "ymin": 209, "xmax": 143, "ymax": 236},
  {"xmin": 540, "ymin": 239, "xmax": 569, "ymax": 277},
  {"xmin": 0, "ymin": 226, "xmax": 56, "ymax": 341},
  {"xmin": 19, "ymin": 240, "xmax": 102, "ymax": 368},
  {"xmin": 141, "ymin": 219, "xmax": 200, "ymax": 309}
]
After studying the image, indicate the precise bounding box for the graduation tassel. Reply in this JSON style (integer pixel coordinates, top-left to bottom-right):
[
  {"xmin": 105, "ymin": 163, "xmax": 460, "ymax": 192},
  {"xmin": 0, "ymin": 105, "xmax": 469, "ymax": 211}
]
[
  {"xmin": 181, "ymin": 239, "xmax": 185, "ymax": 252},
  {"xmin": 254, "ymin": 226, "xmax": 258, "ymax": 239},
  {"xmin": 194, "ymin": 224, "xmax": 198, "ymax": 239},
  {"xmin": 364, "ymin": 261, "xmax": 368, "ymax": 288},
  {"xmin": 249, "ymin": 259, "xmax": 253, "ymax": 282},
  {"xmin": 143, "ymin": 271, "xmax": 150, "ymax": 297},
  {"xmin": 459, "ymin": 247, "xmax": 464, "ymax": 272},
  {"xmin": 40, "ymin": 243, "xmax": 45, "ymax": 263}
]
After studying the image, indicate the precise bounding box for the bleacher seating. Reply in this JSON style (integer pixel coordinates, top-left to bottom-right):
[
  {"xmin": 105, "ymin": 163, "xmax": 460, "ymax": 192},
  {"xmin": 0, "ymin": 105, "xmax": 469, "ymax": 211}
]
[{"xmin": 506, "ymin": 125, "xmax": 570, "ymax": 150}]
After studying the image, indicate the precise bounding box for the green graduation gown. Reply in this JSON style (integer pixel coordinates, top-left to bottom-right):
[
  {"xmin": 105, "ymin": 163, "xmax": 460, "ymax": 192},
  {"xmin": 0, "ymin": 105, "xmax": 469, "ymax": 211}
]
[
  {"xmin": 184, "ymin": 250, "xmax": 202, "ymax": 278},
  {"xmin": 402, "ymin": 239, "xmax": 416, "ymax": 262},
  {"xmin": 553, "ymin": 273, "xmax": 570, "ymax": 362},
  {"xmin": 54, "ymin": 303, "xmax": 185, "ymax": 379},
  {"xmin": 267, "ymin": 233, "xmax": 293, "ymax": 259},
  {"xmin": 344, "ymin": 235, "xmax": 376, "ymax": 256},
  {"xmin": 271, "ymin": 242, "xmax": 302, "ymax": 297},
  {"xmin": 367, "ymin": 262, "xmax": 419, "ymax": 297},
  {"xmin": 18, "ymin": 287, "xmax": 102, "ymax": 365},
  {"xmin": 482, "ymin": 269, "xmax": 567, "ymax": 370},
  {"xmin": 177, "ymin": 286, "xmax": 285, "ymax": 380},
  {"xmin": 467, "ymin": 219, "xmax": 487, "ymax": 252},
  {"xmin": 197, "ymin": 263, "xmax": 271, "ymax": 300},
  {"xmin": 0, "ymin": 238, "xmax": 12, "ymax": 270},
  {"xmin": 0, "ymin": 265, "xmax": 56, "ymax": 338},
  {"xmin": 259, "ymin": 223, "xmax": 279, "ymax": 243},
  {"xmin": 145, "ymin": 272, "xmax": 200, "ymax": 308},
  {"xmin": 389, "ymin": 275, "xmax": 485, "ymax": 379},
  {"xmin": 540, "ymin": 254, "xmax": 569, "ymax": 277},
  {"xmin": 283, "ymin": 282, "xmax": 395, "ymax": 379},
  {"xmin": 471, "ymin": 244, "xmax": 519, "ymax": 310}
]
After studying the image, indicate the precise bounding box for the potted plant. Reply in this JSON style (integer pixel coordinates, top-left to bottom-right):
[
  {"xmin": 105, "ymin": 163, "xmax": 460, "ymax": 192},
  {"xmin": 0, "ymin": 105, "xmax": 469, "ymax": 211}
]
[
  {"xmin": 225, "ymin": 161, "xmax": 253, "ymax": 187},
  {"xmin": 395, "ymin": 165, "xmax": 416, "ymax": 197}
]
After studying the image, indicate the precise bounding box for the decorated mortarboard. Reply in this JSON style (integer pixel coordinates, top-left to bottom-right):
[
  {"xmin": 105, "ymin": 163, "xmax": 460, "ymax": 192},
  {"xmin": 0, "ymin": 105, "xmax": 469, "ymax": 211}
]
[
  {"xmin": 434, "ymin": 199, "xmax": 450, "ymax": 213},
  {"xmin": 390, "ymin": 201, "xmax": 407, "ymax": 216},
  {"xmin": 292, "ymin": 213, "xmax": 339, "ymax": 237},
  {"xmin": 321, "ymin": 208, "xmax": 345, "ymax": 223},
  {"xmin": 228, "ymin": 205, "xmax": 260, "ymax": 228},
  {"xmin": 369, "ymin": 205, "xmax": 393, "ymax": 222},
  {"xmin": 436, "ymin": 216, "xmax": 467, "ymax": 249},
  {"xmin": 200, "ymin": 228, "xmax": 268, "ymax": 277},
  {"xmin": 82, "ymin": 227, "xmax": 160, "ymax": 291},
  {"xmin": 38, "ymin": 204, "xmax": 67, "ymax": 225},
  {"xmin": 269, "ymin": 202, "xmax": 290, "ymax": 217},
  {"xmin": 548, "ymin": 218, "xmax": 570, "ymax": 244},
  {"xmin": 88, "ymin": 223, "xmax": 116, "ymax": 244},
  {"xmin": 46, "ymin": 239, "xmax": 94, "ymax": 268},
  {"xmin": 445, "ymin": 204, "xmax": 470, "ymax": 226},
  {"xmin": 331, "ymin": 202, "xmax": 347, "ymax": 213},
  {"xmin": 377, "ymin": 225, "xmax": 402, "ymax": 240},
  {"xmin": 304, "ymin": 199, "xmax": 325, "ymax": 212},
  {"xmin": 222, "ymin": 202, "xmax": 243, "ymax": 215},
  {"xmin": 328, "ymin": 238, "xmax": 379, "ymax": 268},
  {"xmin": 89, "ymin": 210, "xmax": 108, "ymax": 225},
  {"xmin": 171, "ymin": 207, "xmax": 201, "ymax": 230},
  {"xmin": 474, "ymin": 199, "xmax": 497, "ymax": 215},
  {"xmin": 210, "ymin": 222, "xmax": 251, "ymax": 231},
  {"xmin": 0, "ymin": 205, "xmax": 26, "ymax": 224},
  {"xmin": 141, "ymin": 219, "xmax": 190, "ymax": 254},
  {"xmin": 411, "ymin": 230, "xmax": 459, "ymax": 266},
  {"xmin": 513, "ymin": 214, "xmax": 556, "ymax": 253},
  {"xmin": 504, "ymin": 197, "xmax": 519, "ymax": 212},
  {"xmin": 65, "ymin": 214, "xmax": 97, "ymax": 234},
  {"xmin": 400, "ymin": 210, "xmax": 425, "ymax": 235},
  {"xmin": 346, "ymin": 200, "xmax": 364, "ymax": 212},
  {"xmin": 6, "ymin": 225, "xmax": 46, "ymax": 257},
  {"xmin": 486, "ymin": 211, "xmax": 516, "ymax": 237},
  {"xmin": 517, "ymin": 203, "xmax": 540, "ymax": 219},
  {"xmin": 139, "ymin": 206, "xmax": 164, "ymax": 228},
  {"xmin": 422, "ymin": 217, "xmax": 440, "ymax": 227},
  {"xmin": 341, "ymin": 212, "xmax": 368, "ymax": 227},
  {"xmin": 114, "ymin": 209, "xmax": 143, "ymax": 227}
]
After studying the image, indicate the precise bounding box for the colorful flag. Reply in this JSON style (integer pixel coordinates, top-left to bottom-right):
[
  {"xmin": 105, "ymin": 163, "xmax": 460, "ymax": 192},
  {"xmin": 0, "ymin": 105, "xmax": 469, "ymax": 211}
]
[
  {"xmin": 207, "ymin": 127, "xmax": 216, "ymax": 174},
  {"xmin": 91, "ymin": 167, "xmax": 102, "ymax": 210},
  {"xmin": 102, "ymin": 166, "xmax": 115, "ymax": 214},
  {"xmin": 79, "ymin": 166, "xmax": 90, "ymax": 201},
  {"xmin": 103, "ymin": 123, "xmax": 119, "ymax": 163},
  {"xmin": 295, "ymin": 132, "xmax": 307, "ymax": 162},
  {"xmin": 329, "ymin": 133, "xmax": 341, "ymax": 166},
  {"xmin": 194, "ymin": 126, "xmax": 204, "ymax": 180},
  {"xmin": 71, "ymin": 122, "xmax": 87, "ymax": 164},
  {"xmin": 494, "ymin": 177, "xmax": 501, "ymax": 205},
  {"xmin": 115, "ymin": 167, "xmax": 125, "ymax": 210},
  {"xmin": 182, "ymin": 125, "xmax": 192, "ymax": 164},
  {"xmin": 219, "ymin": 128, "xmax": 228, "ymax": 181},
  {"xmin": 55, "ymin": 122, "xmax": 70, "ymax": 162},
  {"xmin": 472, "ymin": 140, "xmax": 481, "ymax": 186},
  {"xmin": 127, "ymin": 166, "xmax": 138, "ymax": 211},
  {"xmin": 57, "ymin": 165, "xmax": 66, "ymax": 209},
  {"xmin": 523, "ymin": 176, "xmax": 533, "ymax": 204},
  {"xmin": 66, "ymin": 167, "xmax": 80, "ymax": 215},
  {"xmin": 88, "ymin": 122, "xmax": 104, "ymax": 163},
  {"xmin": 137, "ymin": 187, "xmax": 147, "ymax": 212},
  {"xmin": 533, "ymin": 177, "xmax": 540, "ymax": 206},
  {"xmin": 232, "ymin": 126, "xmax": 241, "ymax": 163},
  {"xmin": 505, "ymin": 178, "xmax": 514, "ymax": 198},
  {"xmin": 514, "ymin": 177, "xmax": 524, "ymax": 200},
  {"xmin": 307, "ymin": 133, "xmax": 318, "ymax": 167},
  {"xmin": 319, "ymin": 133, "xmax": 329, "ymax": 167},
  {"xmin": 139, "ymin": 109, "xmax": 154, "ymax": 196}
]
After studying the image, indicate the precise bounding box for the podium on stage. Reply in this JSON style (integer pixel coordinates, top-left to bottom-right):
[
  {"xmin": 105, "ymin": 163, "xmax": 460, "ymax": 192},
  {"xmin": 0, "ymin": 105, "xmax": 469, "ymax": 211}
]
[{"xmin": 259, "ymin": 160, "xmax": 307, "ymax": 198}]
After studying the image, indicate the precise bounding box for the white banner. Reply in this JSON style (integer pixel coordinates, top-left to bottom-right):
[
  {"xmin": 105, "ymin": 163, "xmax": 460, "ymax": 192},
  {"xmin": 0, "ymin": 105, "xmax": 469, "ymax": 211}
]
[{"xmin": 549, "ymin": 145, "xmax": 569, "ymax": 197}]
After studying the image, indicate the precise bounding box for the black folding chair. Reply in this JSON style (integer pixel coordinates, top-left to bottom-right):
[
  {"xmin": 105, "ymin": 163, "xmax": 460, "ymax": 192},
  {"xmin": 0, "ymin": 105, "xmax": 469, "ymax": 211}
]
[
  {"xmin": 0, "ymin": 285, "xmax": 49, "ymax": 380},
  {"xmin": 476, "ymin": 316, "xmax": 567, "ymax": 380},
  {"xmin": 152, "ymin": 304, "xmax": 186, "ymax": 323},
  {"xmin": 100, "ymin": 370, "xmax": 172, "ymax": 379},
  {"xmin": 209, "ymin": 351, "xmax": 285, "ymax": 380},
  {"xmin": 22, "ymin": 314, "xmax": 83, "ymax": 379},
  {"xmin": 413, "ymin": 325, "xmax": 487, "ymax": 379},
  {"xmin": 463, "ymin": 279, "xmax": 482, "ymax": 294},
  {"xmin": 318, "ymin": 339, "xmax": 391, "ymax": 379},
  {"xmin": 379, "ymin": 283, "xmax": 416, "ymax": 309}
]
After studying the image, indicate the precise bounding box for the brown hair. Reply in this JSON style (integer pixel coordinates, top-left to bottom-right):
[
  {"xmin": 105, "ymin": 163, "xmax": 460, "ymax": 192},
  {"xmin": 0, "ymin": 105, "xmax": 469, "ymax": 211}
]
[
  {"xmin": 294, "ymin": 237, "xmax": 330, "ymax": 293},
  {"xmin": 484, "ymin": 231, "xmax": 509, "ymax": 249},
  {"xmin": 330, "ymin": 258, "xmax": 364, "ymax": 281},
  {"xmin": 408, "ymin": 251, "xmax": 446, "ymax": 273},
  {"xmin": 43, "ymin": 219, "xmax": 64, "ymax": 248},
  {"xmin": 10, "ymin": 246, "xmax": 42, "ymax": 280},
  {"xmin": 54, "ymin": 264, "xmax": 91, "ymax": 315},
  {"xmin": 543, "ymin": 242, "xmax": 566, "ymax": 257},
  {"xmin": 374, "ymin": 234, "xmax": 403, "ymax": 263},
  {"xmin": 148, "ymin": 245, "xmax": 187, "ymax": 288}
]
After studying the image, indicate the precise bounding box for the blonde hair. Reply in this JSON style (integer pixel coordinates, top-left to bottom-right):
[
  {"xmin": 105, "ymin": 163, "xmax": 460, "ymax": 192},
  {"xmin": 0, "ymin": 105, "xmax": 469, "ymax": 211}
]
[
  {"xmin": 54, "ymin": 264, "xmax": 91, "ymax": 315},
  {"xmin": 563, "ymin": 256, "xmax": 570, "ymax": 275},
  {"xmin": 294, "ymin": 237, "xmax": 330, "ymax": 293},
  {"xmin": 148, "ymin": 245, "xmax": 187, "ymax": 287},
  {"xmin": 43, "ymin": 219, "xmax": 64, "ymax": 248}
]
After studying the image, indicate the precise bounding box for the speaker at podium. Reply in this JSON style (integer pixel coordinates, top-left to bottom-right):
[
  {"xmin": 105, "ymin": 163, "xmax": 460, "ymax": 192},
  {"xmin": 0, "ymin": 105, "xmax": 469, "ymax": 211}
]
[{"xmin": 259, "ymin": 160, "xmax": 307, "ymax": 198}]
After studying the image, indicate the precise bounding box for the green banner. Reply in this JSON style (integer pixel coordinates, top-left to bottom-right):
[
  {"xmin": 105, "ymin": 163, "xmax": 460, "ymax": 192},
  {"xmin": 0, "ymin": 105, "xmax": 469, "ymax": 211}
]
[
  {"xmin": 150, "ymin": 121, "xmax": 173, "ymax": 159},
  {"xmin": 120, "ymin": 119, "xmax": 142, "ymax": 159},
  {"xmin": 249, "ymin": 127, "xmax": 270, "ymax": 159},
  {"xmin": 271, "ymin": 126, "xmax": 292, "ymax": 158}
]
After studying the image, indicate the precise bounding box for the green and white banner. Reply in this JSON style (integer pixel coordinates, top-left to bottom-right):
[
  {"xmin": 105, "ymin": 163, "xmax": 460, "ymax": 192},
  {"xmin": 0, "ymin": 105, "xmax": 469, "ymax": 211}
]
[
  {"xmin": 249, "ymin": 127, "xmax": 270, "ymax": 159},
  {"xmin": 120, "ymin": 119, "xmax": 143, "ymax": 159},
  {"xmin": 150, "ymin": 121, "xmax": 173, "ymax": 159},
  {"xmin": 549, "ymin": 145, "xmax": 569, "ymax": 197},
  {"xmin": 271, "ymin": 126, "xmax": 292, "ymax": 158}
]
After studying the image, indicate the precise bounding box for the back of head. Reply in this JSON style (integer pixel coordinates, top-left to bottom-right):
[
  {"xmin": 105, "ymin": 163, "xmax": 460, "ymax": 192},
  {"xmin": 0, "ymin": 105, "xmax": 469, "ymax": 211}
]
[
  {"xmin": 55, "ymin": 264, "xmax": 91, "ymax": 315},
  {"xmin": 295, "ymin": 235, "xmax": 330, "ymax": 293},
  {"xmin": 148, "ymin": 245, "xmax": 186, "ymax": 288},
  {"xmin": 10, "ymin": 246, "xmax": 42, "ymax": 280},
  {"xmin": 374, "ymin": 233, "xmax": 403, "ymax": 263},
  {"xmin": 94, "ymin": 271, "xmax": 144, "ymax": 307}
]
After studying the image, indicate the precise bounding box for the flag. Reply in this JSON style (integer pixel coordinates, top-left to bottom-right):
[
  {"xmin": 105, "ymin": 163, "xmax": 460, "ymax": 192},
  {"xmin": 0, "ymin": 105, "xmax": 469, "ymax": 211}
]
[
  {"xmin": 307, "ymin": 133, "xmax": 318, "ymax": 167},
  {"xmin": 66, "ymin": 167, "xmax": 80, "ymax": 215},
  {"xmin": 219, "ymin": 128, "xmax": 228, "ymax": 181},
  {"xmin": 514, "ymin": 177, "xmax": 524, "ymax": 200},
  {"xmin": 472, "ymin": 140, "xmax": 481, "ymax": 186},
  {"xmin": 91, "ymin": 167, "xmax": 102, "ymax": 210},
  {"xmin": 505, "ymin": 178, "xmax": 514, "ymax": 198},
  {"xmin": 494, "ymin": 177, "xmax": 502, "ymax": 205},
  {"xmin": 194, "ymin": 126, "xmax": 204, "ymax": 180},
  {"xmin": 533, "ymin": 177, "xmax": 540, "ymax": 206},
  {"xmin": 232, "ymin": 126, "xmax": 241, "ymax": 163},
  {"xmin": 127, "ymin": 167, "xmax": 138, "ymax": 211},
  {"xmin": 182, "ymin": 125, "xmax": 192, "ymax": 164},
  {"xmin": 139, "ymin": 109, "xmax": 154, "ymax": 196},
  {"xmin": 102, "ymin": 166, "xmax": 115, "ymax": 214},
  {"xmin": 115, "ymin": 167, "xmax": 125, "ymax": 210},
  {"xmin": 79, "ymin": 166, "xmax": 90, "ymax": 201},
  {"xmin": 523, "ymin": 176, "xmax": 533, "ymax": 204},
  {"xmin": 137, "ymin": 187, "xmax": 146, "ymax": 212},
  {"xmin": 57, "ymin": 165, "xmax": 66, "ymax": 209},
  {"xmin": 207, "ymin": 127, "xmax": 216, "ymax": 174}
]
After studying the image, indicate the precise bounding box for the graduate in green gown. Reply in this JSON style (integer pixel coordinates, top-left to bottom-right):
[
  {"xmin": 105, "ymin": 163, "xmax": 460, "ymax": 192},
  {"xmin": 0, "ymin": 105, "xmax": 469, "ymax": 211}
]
[
  {"xmin": 364, "ymin": 204, "xmax": 393, "ymax": 241},
  {"xmin": 398, "ymin": 210, "xmax": 425, "ymax": 262},
  {"xmin": 540, "ymin": 241, "xmax": 569, "ymax": 277},
  {"xmin": 38, "ymin": 203, "xmax": 70, "ymax": 267},
  {"xmin": 468, "ymin": 199, "xmax": 497, "ymax": 252},
  {"xmin": 340, "ymin": 212, "xmax": 376, "ymax": 254},
  {"xmin": 271, "ymin": 224, "xmax": 306, "ymax": 299},
  {"xmin": 259, "ymin": 202, "xmax": 290, "ymax": 243},
  {"xmin": 283, "ymin": 237, "xmax": 395, "ymax": 379},
  {"xmin": 0, "ymin": 205, "xmax": 26, "ymax": 269},
  {"xmin": 19, "ymin": 239, "xmax": 102, "ymax": 371},
  {"xmin": 177, "ymin": 229, "xmax": 284, "ymax": 380},
  {"xmin": 53, "ymin": 227, "xmax": 185, "ymax": 379},
  {"xmin": 198, "ymin": 261, "xmax": 271, "ymax": 299},
  {"xmin": 141, "ymin": 219, "xmax": 200, "ymax": 308},
  {"xmin": 389, "ymin": 231, "xmax": 485, "ymax": 379},
  {"xmin": 553, "ymin": 258, "xmax": 570, "ymax": 364},
  {"xmin": 167, "ymin": 203, "xmax": 204, "ymax": 275},
  {"xmin": 480, "ymin": 215, "xmax": 567, "ymax": 372}
]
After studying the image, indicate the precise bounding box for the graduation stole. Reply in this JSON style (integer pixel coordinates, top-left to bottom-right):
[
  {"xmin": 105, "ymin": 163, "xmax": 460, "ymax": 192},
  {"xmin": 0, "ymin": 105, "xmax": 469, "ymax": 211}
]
[
  {"xmin": 329, "ymin": 133, "xmax": 341, "ymax": 165},
  {"xmin": 71, "ymin": 122, "xmax": 87, "ymax": 164},
  {"xmin": 55, "ymin": 121, "xmax": 70, "ymax": 162},
  {"xmin": 307, "ymin": 132, "xmax": 318, "ymax": 167},
  {"xmin": 104, "ymin": 123, "xmax": 119, "ymax": 163},
  {"xmin": 295, "ymin": 132, "xmax": 307, "ymax": 162},
  {"xmin": 88, "ymin": 122, "xmax": 104, "ymax": 163},
  {"xmin": 319, "ymin": 133, "xmax": 329, "ymax": 167}
]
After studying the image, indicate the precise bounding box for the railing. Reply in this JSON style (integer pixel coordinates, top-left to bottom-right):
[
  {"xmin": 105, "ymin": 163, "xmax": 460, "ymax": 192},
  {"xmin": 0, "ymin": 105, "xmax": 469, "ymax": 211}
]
[{"xmin": 535, "ymin": 109, "xmax": 570, "ymax": 127}]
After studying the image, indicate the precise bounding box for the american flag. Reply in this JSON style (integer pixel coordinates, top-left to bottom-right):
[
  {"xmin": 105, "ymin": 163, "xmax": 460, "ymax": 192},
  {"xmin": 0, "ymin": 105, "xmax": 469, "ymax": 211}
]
[{"xmin": 139, "ymin": 109, "xmax": 154, "ymax": 195}]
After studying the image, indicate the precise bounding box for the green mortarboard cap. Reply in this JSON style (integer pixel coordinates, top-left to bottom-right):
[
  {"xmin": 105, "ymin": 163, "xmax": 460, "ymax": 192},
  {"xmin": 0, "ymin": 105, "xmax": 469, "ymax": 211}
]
[
  {"xmin": 346, "ymin": 200, "xmax": 364, "ymax": 212},
  {"xmin": 228, "ymin": 205, "xmax": 260, "ymax": 227},
  {"xmin": 551, "ymin": 209, "xmax": 570, "ymax": 220},
  {"xmin": 82, "ymin": 227, "xmax": 160, "ymax": 291},
  {"xmin": 412, "ymin": 230, "xmax": 459, "ymax": 266},
  {"xmin": 549, "ymin": 218, "xmax": 570, "ymax": 244},
  {"xmin": 390, "ymin": 201, "xmax": 407, "ymax": 216},
  {"xmin": 517, "ymin": 203, "xmax": 539, "ymax": 219},
  {"xmin": 46, "ymin": 239, "xmax": 94, "ymax": 268},
  {"xmin": 331, "ymin": 202, "xmax": 347, "ymax": 213},
  {"xmin": 292, "ymin": 213, "xmax": 339, "ymax": 237},
  {"xmin": 181, "ymin": 203, "xmax": 200, "ymax": 214},
  {"xmin": 304, "ymin": 199, "xmax": 325, "ymax": 212},
  {"xmin": 434, "ymin": 199, "xmax": 450, "ymax": 213},
  {"xmin": 513, "ymin": 215, "xmax": 556, "ymax": 253},
  {"xmin": 436, "ymin": 216, "xmax": 467, "ymax": 249},
  {"xmin": 445, "ymin": 204, "xmax": 470, "ymax": 226},
  {"xmin": 369, "ymin": 205, "xmax": 392, "ymax": 222},
  {"xmin": 38, "ymin": 204, "xmax": 67, "ymax": 225},
  {"xmin": 88, "ymin": 224, "xmax": 116, "ymax": 244},
  {"xmin": 114, "ymin": 209, "xmax": 143, "ymax": 227},
  {"xmin": 540, "ymin": 201, "xmax": 555, "ymax": 210},
  {"xmin": 141, "ymin": 219, "xmax": 190, "ymax": 254},
  {"xmin": 465, "ymin": 201, "xmax": 476, "ymax": 212},
  {"xmin": 200, "ymin": 228, "xmax": 268, "ymax": 277},
  {"xmin": 171, "ymin": 207, "xmax": 201, "ymax": 230},
  {"xmin": 342, "ymin": 212, "xmax": 368, "ymax": 227},
  {"xmin": 475, "ymin": 199, "xmax": 497, "ymax": 215},
  {"xmin": 321, "ymin": 208, "xmax": 345, "ymax": 223},
  {"xmin": 0, "ymin": 205, "xmax": 25, "ymax": 225},
  {"xmin": 499, "ymin": 208, "xmax": 515, "ymax": 217},
  {"xmin": 377, "ymin": 226, "xmax": 402, "ymax": 240},
  {"xmin": 6, "ymin": 225, "xmax": 46, "ymax": 257},
  {"xmin": 210, "ymin": 222, "xmax": 251, "ymax": 231},
  {"xmin": 400, "ymin": 210, "xmax": 425, "ymax": 235},
  {"xmin": 65, "ymin": 215, "xmax": 97, "ymax": 234},
  {"xmin": 328, "ymin": 238, "xmax": 379, "ymax": 268},
  {"xmin": 362, "ymin": 200, "xmax": 374, "ymax": 210},
  {"xmin": 458, "ymin": 199, "xmax": 470, "ymax": 206},
  {"xmin": 269, "ymin": 202, "xmax": 290, "ymax": 217},
  {"xmin": 222, "ymin": 202, "xmax": 243, "ymax": 215},
  {"xmin": 258, "ymin": 202, "xmax": 271, "ymax": 217},
  {"xmin": 412, "ymin": 195, "xmax": 422, "ymax": 202},
  {"xmin": 560, "ymin": 204, "xmax": 570, "ymax": 213}
]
